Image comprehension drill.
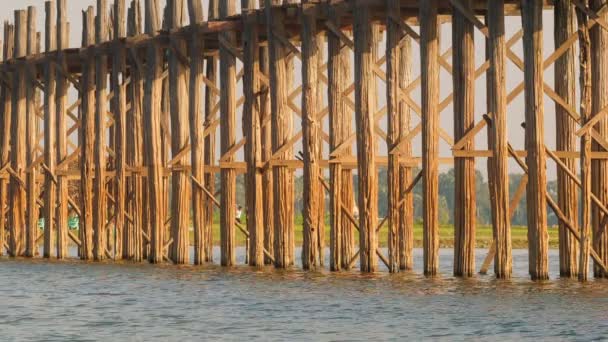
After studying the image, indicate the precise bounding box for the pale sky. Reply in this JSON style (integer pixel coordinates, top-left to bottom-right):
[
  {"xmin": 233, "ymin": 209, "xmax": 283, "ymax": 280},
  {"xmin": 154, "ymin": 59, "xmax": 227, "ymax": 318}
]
[{"xmin": 0, "ymin": 2, "xmax": 569, "ymax": 180}]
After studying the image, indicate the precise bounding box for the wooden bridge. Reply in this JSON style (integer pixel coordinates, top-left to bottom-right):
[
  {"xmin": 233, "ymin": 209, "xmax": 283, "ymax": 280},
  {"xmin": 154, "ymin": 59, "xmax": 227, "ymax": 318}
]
[{"xmin": 0, "ymin": 0, "xmax": 607, "ymax": 281}]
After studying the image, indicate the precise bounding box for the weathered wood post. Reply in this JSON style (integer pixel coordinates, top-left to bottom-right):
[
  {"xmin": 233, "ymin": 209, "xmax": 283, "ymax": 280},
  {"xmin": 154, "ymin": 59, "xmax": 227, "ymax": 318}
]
[
  {"xmin": 301, "ymin": 0, "xmax": 321, "ymax": 269},
  {"xmin": 80, "ymin": 6, "xmax": 95, "ymax": 260},
  {"xmin": 0, "ymin": 22, "xmax": 14, "ymax": 257},
  {"xmin": 55, "ymin": 0, "xmax": 69, "ymax": 259},
  {"xmin": 167, "ymin": 0, "xmax": 190, "ymax": 265},
  {"xmin": 487, "ymin": 0, "xmax": 512, "ymax": 279},
  {"xmin": 43, "ymin": 0, "xmax": 57, "ymax": 258},
  {"xmin": 521, "ymin": 0, "xmax": 549, "ymax": 280},
  {"xmin": 452, "ymin": 0, "xmax": 476, "ymax": 277},
  {"xmin": 590, "ymin": 0, "xmax": 608, "ymax": 279},
  {"xmin": 25, "ymin": 6, "xmax": 38, "ymax": 258},
  {"xmin": 420, "ymin": 0, "xmax": 439, "ymax": 276},
  {"xmin": 242, "ymin": 0, "xmax": 265, "ymax": 266},
  {"xmin": 143, "ymin": 0, "xmax": 165, "ymax": 263},
  {"xmin": 554, "ymin": 0, "xmax": 579, "ymax": 277},
  {"xmin": 354, "ymin": 0, "xmax": 378, "ymax": 272}
]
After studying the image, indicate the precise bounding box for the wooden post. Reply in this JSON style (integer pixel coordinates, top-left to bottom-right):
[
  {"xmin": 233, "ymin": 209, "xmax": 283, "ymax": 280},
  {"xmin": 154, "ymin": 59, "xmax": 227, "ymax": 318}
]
[
  {"xmin": 576, "ymin": 3, "xmax": 592, "ymax": 282},
  {"xmin": 554, "ymin": 0, "xmax": 579, "ymax": 278},
  {"xmin": 144, "ymin": 0, "xmax": 164, "ymax": 264},
  {"xmin": 0, "ymin": 23, "xmax": 14, "ymax": 257},
  {"xmin": 242, "ymin": 0, "xmax": 264, "ymax": 266},
  {"xmin": 301, "ymin": 1, "xmax": 320, "ymax": 269},
  {"xmin": 315, "ymin": 33, "xmax": 326, "ymax": 267},
  {"xmin": 354, "ymin": 0, "xmax": 378, "ymax": 272},
  {"xmin": 55, "ymin": 0, "xmax": 69, "ymax": 259},
  {"xmin": 80, "ymin": 6, "xmax": 95, "ymax": 260},
  {"xmin": 452, "ymin": 0, "xmax": 476, "ymax": 277},
  {"xmin": 43, "ymin": 1, "xmax": 57, "ymax": 259},
  {"xmin": 260, "ymin": 39, "xmax": 274, "ymax": 266},
  {"xmin": 399, "ymin": 36, "xmax": 413, "ymax": 271},
  {"xmin": 420, "ymin": 0, "xmax": 439, "ymax": 276},
  {"xmin": 24, "ymin": 6, "xmax": 38, "ymax": 258},
  {"xmin": 187, "ymin": 0, "xmax": 206, "ymax": 265},
  {"xmin": 487, "ymin": 0, "xmax": 512, "ymax": 279},
  {"xmin": 167, "ymin": 0, "xmax": 190, "ymax": 265},
  {"xmin": 590, "ymin": 0, "xmax": 608, "ymax": 279},
  {"xmin": 521, "ymin": 0, "xmax": 549, "ymax": 280},
  {"xmin": 219, "ymin": 0, "xmax": 237, "ymax": 267}
]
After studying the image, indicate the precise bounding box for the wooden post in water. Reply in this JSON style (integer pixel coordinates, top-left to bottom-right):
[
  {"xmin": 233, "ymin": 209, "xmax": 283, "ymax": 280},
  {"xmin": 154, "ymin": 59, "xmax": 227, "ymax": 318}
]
[
  {"xmin": 144, "ymin": 0, "xmax": 165, "ymax": 264},
  {"xmin": 187, "ymin": 0, "xmax": 206, "ymax": 265},
  {"xmin": 0, "ymin": 22, "xmax": 14, "ymax": 257},
  {"xmin": 487, "ymin": 0, "xmax": 512, "ymax": 279},
  {"xmin": 354, "ymin": 0, "xmax": 378, "ymax": 273},
  {"xmin": 420, "ymin": 0, "xmax": 439, "ymax": 276},
  {"xmin": 521, "ymin": 0, "xmax": 548, "ymax": 280},
  {"xmin": 55, "ymin": 0, "xmax": 69, "ymax": 259},
  {"xmin": 43, "ymin": 1, "xmax": 57, "ymax": 258},
  {"xmin": 399, "ymin": 36, "xmax": 413, "ymax": 271},
  {"xmin": 25, "ymin": 6, "xmax": 38, "ymax": 258},
  {"xmin": 554, "ymin": 0, "xmax": 579, "ymax": 278},
  {"xmin": 80, "ymin": 6, "xmax": 95, "ymax": 260},
  {"xmin": 167, "ymin": 0, "xmax": 190, "ymax": 265},
  {"xmin": 590, "ymin": 0, "xmax": 608, "ymax": 279},
  {"xmin": 451, "ymin": 0, "xmax": 476, "ymax": 277}
]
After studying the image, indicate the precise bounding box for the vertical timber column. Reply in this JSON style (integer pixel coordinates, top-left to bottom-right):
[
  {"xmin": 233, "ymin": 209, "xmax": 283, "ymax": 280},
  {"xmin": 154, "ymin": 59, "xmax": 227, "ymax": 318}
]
[
  {"xmin": 219, "ymin": 0, "xmax": 237, "ymax": 267},
  {"xmin": 590, "ymin": 0, "xmax": 608, "ymax": 278},
  {"xmin": 8, "ymin": 11, "xmax": 27, "ymax": 257},
  {"xmin": 80, "ymin": 7, "xmax": 95, "ymax": 260},
  {"xmin": 452, "ymin": 0, "xmax": 476, "ymax": 277},
  {"xmin": 354, "ymin": 0, "xmax": 378, "ymax": 272},
  {"xmin": 25, "ymin": 6, "xmax": 38, "ymax": 258},
  {"xmin": 301, "ymin": 1, "xmax": 320, "ymax": 269},
  {"xmin": 188, "ymin": 0, "xmax": 206, "ymax": 265},
  {"xmin": 266, "ymin": 0, "xmax": 294, "ymax": 268},
  {"xmin": 44, "ymin": 1, "xmax": 57, "ymax": 258},
  {"xmin": 386, "ymin": 0, "xmax": 402, "ymax": 273},
  {"xmin": 242, "ymin": 0, "xmax": 264, "ymax": 266},
  {"xmin": 0, "ymin": 23, "xmax": 14, "ymax": 257},
  {"xmin": 144, "ymin": 0, "xmax": 165, "ymax": 263},
  {"xmin": 168, "ymin": 0, "xmax": 190, "ymax": 264},
  {"xmin": 487, "ymin": 0, "xmax": 512, "ymax": 279},
  {"xmin": 554, "ymin": 0, "xmax": 579, "ymax": 277},
  {"xmin": 55, "ymin": 0, "xmax": 69, "ymax": 259},
  {"xmin": 112, "ymin": 0, "xmax": 127, "ymax": 260},
  {"xmin": 420, "ymin": 0, "xmax": 439, "ymax": 276},
  {"xmin": 94, "ymin": 0, "xmax": 109, "ymax": 261},
  {"xmin": 521, "ymin": 0, "xmax": 548, "ymax": 280},
  {"xmin": 315, "ymin": 34, "xmax": 326, "ymax": 266},
  {"xmin": 204, "ymin": 0, "xmax": 218, "ymax": 263}
]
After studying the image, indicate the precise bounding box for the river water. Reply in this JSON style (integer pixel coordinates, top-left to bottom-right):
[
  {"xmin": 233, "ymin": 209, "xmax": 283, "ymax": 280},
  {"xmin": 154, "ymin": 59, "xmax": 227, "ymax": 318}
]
[{"xmin": 0, "ymin": 248, "xmax": 606, "ymax": 341}]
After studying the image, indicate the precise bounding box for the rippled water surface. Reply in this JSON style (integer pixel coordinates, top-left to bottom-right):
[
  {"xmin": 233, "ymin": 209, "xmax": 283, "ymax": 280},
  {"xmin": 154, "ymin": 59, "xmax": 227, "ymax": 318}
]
[{"xmin": 1, "ymin": 248, "xmax": 607, "ymax": 341}]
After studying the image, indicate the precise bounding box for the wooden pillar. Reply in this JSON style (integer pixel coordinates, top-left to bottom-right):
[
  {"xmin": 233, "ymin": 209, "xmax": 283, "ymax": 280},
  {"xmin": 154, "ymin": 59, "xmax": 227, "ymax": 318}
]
[
  {"xmin": 219, "ymin": 0, "xmax": 237, "ymax": 267},
  {"xmin": 420, "ymin": 0, "xmax": 439, "ymax": 276},
  {"xmin": 55, "ymin": 0, "xmax": 69, "ymax": 259},
  {"xmin": 554, "ymin": 0, "xmax": 579, "ymax": 277},
  {"xmin": 576, "ymin": 3, "xmax": 592, "ymax": 282},
  {"xmin": 187, "ymin": 0, "xmax": 206, "ymax": 265},
  {"xmin": 167, "ymin": 0, "xmax": 190, "ymax": 265},
  {"xmin": 266, "ymin": 0, "xmax": 294, "ymax": 268},
  {"xmin": 315, "ymin": 33, "xmax": 326, "ymax": 267},
  {"xmin": 144, "ymin": 0, "xmax": 164, "ymax": 264},
  {"xmin": 43, "ymin": 1, "xmax": 57, "ymax": 258},
  {"xmin": 398, "ymin": 36, "xmax": 414, "ymax": 271},
  {"xmin": 80, "ymin": 7, "xmax": 95, "ymax": 260},
  {"xmin": 452, "ymin": 0, "xmax": 476, "ymax": 277},
  {"xmin": 259, "ymin": 40, "xmax": 274, "ymax": 266},
  {"xmin": 590, "ymin": 0, "xmax": 608, "ymax": 278},
  {"xmin": 111, "ymin": 0, "xmax": 127, "ymax": 260},
  {"xmin": 521, "ymin": 0, "xmax": 548, "ymax": 280},
  {"xmin": 242, "ymin": 0, "xmax": 264, "ymax": 267},
  {"xmin": 0, "ymin": 23, "xmax": 14, "ymax": 257},
  {"xmin": 353, "ymin": 0, "xmax": 378, "ymax": 272},
  {"xmin": 487, "ymin": 0, "xmax": 512, "ymax": 279},
  {"xmin": 301, "ymin": 1, "xmax": 321, "ymax": 269}
]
